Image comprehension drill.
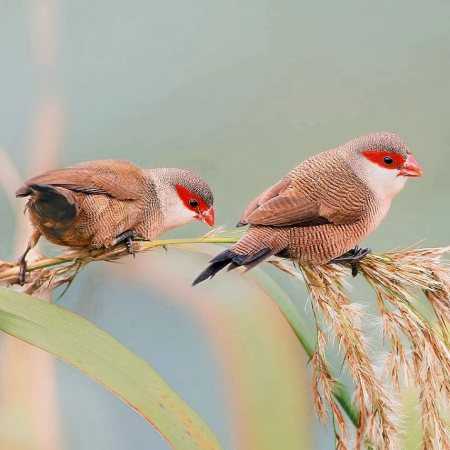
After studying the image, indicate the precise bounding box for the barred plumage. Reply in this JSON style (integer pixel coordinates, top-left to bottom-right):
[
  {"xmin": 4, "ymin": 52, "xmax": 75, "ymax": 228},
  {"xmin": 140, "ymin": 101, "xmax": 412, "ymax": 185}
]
[
  {"xmin": 16, "ymin": 160, "xmax": 214, "ymax": 284},
  {"xmin": 194, "ymin": 132, "xmax": 422, "ymax": 285}
]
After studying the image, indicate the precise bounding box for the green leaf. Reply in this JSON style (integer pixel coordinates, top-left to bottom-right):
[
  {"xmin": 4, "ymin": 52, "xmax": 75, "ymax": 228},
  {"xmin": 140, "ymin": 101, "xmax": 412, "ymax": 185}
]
[{"xmin": 0, "ymin": 287, "xmax": 222, "ymax": 450}]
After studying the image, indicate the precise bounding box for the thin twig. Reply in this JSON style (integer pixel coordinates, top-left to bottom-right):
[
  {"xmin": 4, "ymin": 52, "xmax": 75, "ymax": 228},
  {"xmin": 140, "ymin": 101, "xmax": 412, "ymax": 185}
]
[{"xmin": 0, "ymin": 236, "xmax": 237, "ymax": 285}]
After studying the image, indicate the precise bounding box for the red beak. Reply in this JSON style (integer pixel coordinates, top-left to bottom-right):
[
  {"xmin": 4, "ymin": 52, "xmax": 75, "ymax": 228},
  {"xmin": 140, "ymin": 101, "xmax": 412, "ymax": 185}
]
[
  {"xmin": 200, "ymin": 207, "xmax": 215, "ymax": 227},
  {"xmin": 399, "ymin": 154, "xmax": 423, "ymax": 177}
]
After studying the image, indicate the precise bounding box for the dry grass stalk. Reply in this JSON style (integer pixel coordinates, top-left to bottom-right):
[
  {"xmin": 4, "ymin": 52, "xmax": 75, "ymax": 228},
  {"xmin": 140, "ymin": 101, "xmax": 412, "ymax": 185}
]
[
  {"xmin": 0, "ymin": 236, "xmax": 448, "ymax": 449},
  {"xmin": 0, "ymin": 236, "xmax": 238, "ymax": 294},
  {"xmin": 294, "ymin": 247, "xmax": 449, "ymax": 450},
  {"xmin": 311, "ymin": 329, "xmax": 348, "ymax": 447},
  {"xmin": 271, "ymin": 246, "xmax": 449, "ymax": 449},
  {"xmin": 302, "ymin": 263, "xmax": 397, "ymax": 450},
  {"xmin": 360, "ymin": 249, "xmax": 450, "ymax": 450}
]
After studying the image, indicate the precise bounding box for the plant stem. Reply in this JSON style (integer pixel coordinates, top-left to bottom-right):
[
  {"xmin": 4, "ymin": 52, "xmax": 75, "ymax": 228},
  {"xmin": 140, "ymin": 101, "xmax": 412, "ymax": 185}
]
[
  {"xmin": 0, "ymin": 236, "xmax": 238, "ymax": 283},
  {"xmin": 249, "ymin": 268, "xmax": 360, "ymax": 428}
]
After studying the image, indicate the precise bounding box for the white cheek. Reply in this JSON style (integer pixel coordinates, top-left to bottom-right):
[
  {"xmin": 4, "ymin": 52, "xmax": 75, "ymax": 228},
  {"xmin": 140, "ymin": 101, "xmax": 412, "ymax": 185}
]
[
  {"xmin": 158, "ymin": 187, "xmax": 197, "ymax": 229},
  {"xmin": 362, "ymin": 161, "xmax": 407, "ymax": 200}
]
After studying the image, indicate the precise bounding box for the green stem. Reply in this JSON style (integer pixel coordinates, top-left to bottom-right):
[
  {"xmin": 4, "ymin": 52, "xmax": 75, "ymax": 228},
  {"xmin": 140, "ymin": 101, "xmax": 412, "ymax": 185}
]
[
  {"xmin": 249, "ymin": 268, "xmax": 360, "ymax": 428},
  {"xmin": 0, "ymin": 236, "xmax": 239, "ymax": 282}
]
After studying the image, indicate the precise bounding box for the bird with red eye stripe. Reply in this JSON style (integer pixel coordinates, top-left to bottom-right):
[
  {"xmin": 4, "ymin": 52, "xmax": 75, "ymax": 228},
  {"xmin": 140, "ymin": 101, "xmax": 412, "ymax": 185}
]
[
  {"xmin": 15, "ymin": 162, "xmax": 215, "ymax": 284},
  {"xmin": 193, "ymin": 132, "xmax": 423, "ymax": 285}
]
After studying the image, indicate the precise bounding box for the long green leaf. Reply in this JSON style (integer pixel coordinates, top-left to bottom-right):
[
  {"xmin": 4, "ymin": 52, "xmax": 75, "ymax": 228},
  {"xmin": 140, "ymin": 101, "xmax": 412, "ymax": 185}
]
[{"xmin": 0, "ymin": 287, "xmax": 222, "ymax": 450}]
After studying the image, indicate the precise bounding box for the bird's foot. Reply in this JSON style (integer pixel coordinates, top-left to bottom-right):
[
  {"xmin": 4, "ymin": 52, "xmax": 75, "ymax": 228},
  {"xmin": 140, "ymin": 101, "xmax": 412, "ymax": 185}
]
[
  {"xmin": 331, "ymin": 246, "xmax": 370, "ymax": 277},
  {"xmin": 18, "ymin": 257, "xmax": 27, "ymax": 286},
  {"xmin": 16, "ymin": 231, "xmax": 41, "ymax": 286},
  {"xmin": 113, "ymin": 231, "xmax": 137, "ymax": 257}
]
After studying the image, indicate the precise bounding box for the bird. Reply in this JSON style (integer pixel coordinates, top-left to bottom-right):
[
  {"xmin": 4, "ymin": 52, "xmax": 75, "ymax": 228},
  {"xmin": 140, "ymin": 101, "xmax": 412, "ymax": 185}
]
[
  {"xmin": 16, "ymin": 160, "xmax": 215, "ymax": 284},
  {"xmin": 193, "ymin": 132, "xmax": 422, "ymax": 285}
]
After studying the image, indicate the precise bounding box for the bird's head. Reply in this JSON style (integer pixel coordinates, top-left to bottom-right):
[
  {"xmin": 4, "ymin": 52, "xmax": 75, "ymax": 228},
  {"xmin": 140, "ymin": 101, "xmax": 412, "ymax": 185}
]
[
  {"xmin": 151, "ymin": 168, "xmax": 215, "ymax": 229},
  {"xmin": 347, "ymin": 132, "xmax": 423, "ymax": 199},
  {"xmin": 174, "ymin": 180, "xmax": 215, "ymax": 226}
]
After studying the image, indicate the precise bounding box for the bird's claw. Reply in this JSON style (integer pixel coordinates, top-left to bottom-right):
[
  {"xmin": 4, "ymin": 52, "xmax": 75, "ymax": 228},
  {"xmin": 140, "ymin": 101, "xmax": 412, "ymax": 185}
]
[
  {"xmin": 113, "ymin": 230, "xmax": 137, "ymax": 257},
  {"xmin": 331, "ymin": 246, "xmax": 370, "ymax": 277},
  {"xmin": 125, "ymin": 237, "xmax": 135, "ymax": 257}
]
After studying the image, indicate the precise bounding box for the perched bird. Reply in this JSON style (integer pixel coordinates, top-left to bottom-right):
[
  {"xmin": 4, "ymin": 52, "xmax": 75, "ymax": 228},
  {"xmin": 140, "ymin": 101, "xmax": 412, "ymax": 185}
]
[
  {"xmin": 193, "ymin": 132, "xmax": 422, "ymax": 285},
  {"xmin": 16, "ymin": 160, "xmax": 214, "ymax": 284}
]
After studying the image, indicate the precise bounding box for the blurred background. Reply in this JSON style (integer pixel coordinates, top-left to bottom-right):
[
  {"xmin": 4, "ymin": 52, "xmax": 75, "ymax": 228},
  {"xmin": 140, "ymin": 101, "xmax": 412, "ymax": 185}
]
[{"xmin": 0, "ymin": 1, "xmax": 449, "ymax": 449}]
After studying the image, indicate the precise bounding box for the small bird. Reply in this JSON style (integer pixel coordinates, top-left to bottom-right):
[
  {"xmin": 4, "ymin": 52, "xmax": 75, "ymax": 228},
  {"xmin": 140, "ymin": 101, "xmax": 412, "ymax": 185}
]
[
  {"xmin": 193, "ymin": 132, "xmax": 422, "ymax": 285},
  {"xmin": 16, "ymin": 160, "xmax": 215, "ymax": 284}
]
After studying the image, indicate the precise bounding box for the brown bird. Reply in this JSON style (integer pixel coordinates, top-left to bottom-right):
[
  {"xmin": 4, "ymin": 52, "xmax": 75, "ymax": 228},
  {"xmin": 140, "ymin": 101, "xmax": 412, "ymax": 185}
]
[
  {"xmin": 16, "ymin": 160, "xmax": 215, "ymax": 284},
  {"xmin": 193, "ymin": 132, "xmax": 422, "ymax": 285}
]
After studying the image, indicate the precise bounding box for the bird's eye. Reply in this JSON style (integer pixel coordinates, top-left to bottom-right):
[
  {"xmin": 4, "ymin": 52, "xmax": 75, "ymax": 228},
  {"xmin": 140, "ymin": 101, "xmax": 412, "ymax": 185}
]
[
  {"xmin": 383, "ymin": 156, "xmax": 394, "ymax": 165},
  {"xmin": 189, "ymin": 199, "xmax": 199, "ymax": 208}
]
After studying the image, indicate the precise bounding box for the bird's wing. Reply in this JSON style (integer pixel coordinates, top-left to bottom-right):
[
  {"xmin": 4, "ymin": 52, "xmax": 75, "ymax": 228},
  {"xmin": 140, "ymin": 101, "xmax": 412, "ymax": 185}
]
[
  {"xmin": 238, "ymin": 178, "xmax": 291, "ymax": 225},
  {"xmin": 16, "ymin": 160, "xmax": 145, "ymax": 200},
  {"xmin": 239, "ymin": 176, "xmax": 366, "ymax": 227}
]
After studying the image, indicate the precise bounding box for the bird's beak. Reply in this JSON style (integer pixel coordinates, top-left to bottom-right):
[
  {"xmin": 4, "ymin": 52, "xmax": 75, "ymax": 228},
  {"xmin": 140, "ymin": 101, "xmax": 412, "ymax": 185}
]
[
  {"xmin": 199, "ymin": 207, "xmax": 215, "ymax": 226},
  {"xmin": 399, "ymin": 154, "xmax": 423, "ymax": 177}
]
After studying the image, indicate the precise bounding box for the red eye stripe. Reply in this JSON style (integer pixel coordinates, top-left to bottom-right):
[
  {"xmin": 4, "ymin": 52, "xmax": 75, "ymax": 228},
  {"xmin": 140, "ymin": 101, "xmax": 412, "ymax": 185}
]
[
  {"xmin": 362, "ymin": 150, "xmax": 405, "ymax": 170},
  {"xmin": 175, "ymin": 184, "xmax": 208, "ymax": 212}
]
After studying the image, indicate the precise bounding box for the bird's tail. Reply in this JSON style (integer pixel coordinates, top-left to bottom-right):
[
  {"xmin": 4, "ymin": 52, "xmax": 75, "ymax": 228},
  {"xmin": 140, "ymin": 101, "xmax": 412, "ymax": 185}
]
[
  {"xmin": 192, "ymin": 226, "xmax": 289, "ymax": 285},
  {"xmin": 192, "ymin": 247, "xmax": 273, "ymax": 286},
  {"xmin": 16, "ymin": 183, "xmax": 78, "ymax": 224}
]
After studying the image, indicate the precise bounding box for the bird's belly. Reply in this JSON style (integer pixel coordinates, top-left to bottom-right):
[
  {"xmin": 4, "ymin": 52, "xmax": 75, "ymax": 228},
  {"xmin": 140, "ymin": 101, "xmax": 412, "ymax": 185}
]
[
  {"xmin": 285, "ymin": 221, "xmax": 371, "ymax": 264},
  {"xmin": 29, "ymin": 195, "xmax": 143, "ymax": 249},
  {"xmin": 29, "ymin": 211, "xmax": 93, "ymax": 248}
]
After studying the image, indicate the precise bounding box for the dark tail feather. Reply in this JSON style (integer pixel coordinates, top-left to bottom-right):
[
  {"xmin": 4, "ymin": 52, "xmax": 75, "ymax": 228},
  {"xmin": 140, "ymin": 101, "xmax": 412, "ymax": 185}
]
[
  {"xmin": 24, "ymin": 184, "xmax": 77, "ymax": 223},
  {"xmin": 16, "ymin": 182, "xmax": 57, "ymax": 197},
  {"xmin": 192, "ymin": 247, "xmax": 272, "ymax": 286},
  {"xmin": 192, "ymin": 258, "xmax": 231, "ymax": 286}
]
